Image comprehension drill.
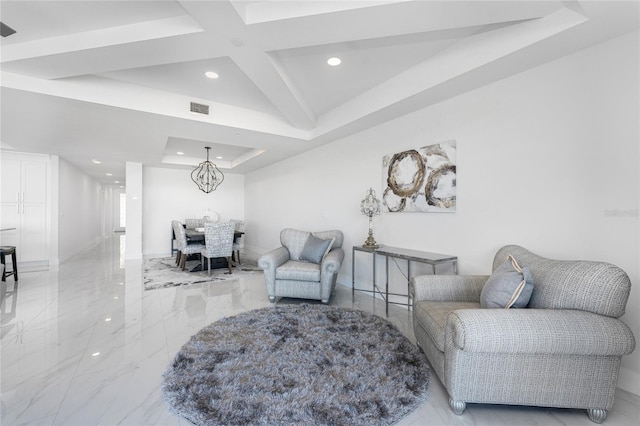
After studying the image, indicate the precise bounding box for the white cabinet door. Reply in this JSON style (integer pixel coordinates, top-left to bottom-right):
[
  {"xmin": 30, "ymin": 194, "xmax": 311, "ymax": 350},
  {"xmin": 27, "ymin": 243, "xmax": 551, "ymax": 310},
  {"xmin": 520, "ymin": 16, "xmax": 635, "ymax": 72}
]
[
  {"xmin": 20, "ymin": 203, "xmax": 47, "ymax": 262},
  {"xmin": 1, "ymin": 159, "xmax": 21, "ymax": 203},
  {"xmin": 0, "ymin": 154, "xmax": 49, "ymax": 263},
  {"xmin": 0, "ymin": 204, "xmax": 46, "ymax": 262},
  {"xmin": 0, "ymin": 204, "xmax": 19, "ymax": 247},
  {"xmin": 22, "ymin": 161, "xmax": 48, "ymax": 203}
]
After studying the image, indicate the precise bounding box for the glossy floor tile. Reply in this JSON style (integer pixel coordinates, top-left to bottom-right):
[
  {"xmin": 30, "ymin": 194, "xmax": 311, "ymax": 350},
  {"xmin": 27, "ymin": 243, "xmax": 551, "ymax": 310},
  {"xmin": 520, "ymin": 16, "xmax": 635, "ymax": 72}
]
[{"xmin": 1, "ymin": 236, "xmax": 638, "ymax": 425}]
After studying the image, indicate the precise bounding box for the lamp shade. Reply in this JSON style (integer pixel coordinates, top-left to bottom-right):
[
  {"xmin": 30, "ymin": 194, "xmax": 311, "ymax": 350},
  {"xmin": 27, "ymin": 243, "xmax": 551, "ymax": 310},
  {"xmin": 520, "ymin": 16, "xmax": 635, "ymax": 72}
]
[{"xmin": 361, "ymin": 188, "xmax": 381, "ymax": 217}]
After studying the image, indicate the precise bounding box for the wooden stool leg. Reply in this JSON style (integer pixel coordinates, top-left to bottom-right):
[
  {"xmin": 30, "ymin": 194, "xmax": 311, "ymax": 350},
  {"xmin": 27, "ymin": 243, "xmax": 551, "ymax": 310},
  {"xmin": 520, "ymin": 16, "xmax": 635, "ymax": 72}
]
[
  {"xmin": 227, "ymin": 256, "xmax": 232, "ymax": 274},
  {"xmin": 11, "ymin": 251, "xmax": 17, "ymax": 281},
  {"xmin": 1, "ymin": 253, "xmax": 5, "ymax": 282}
]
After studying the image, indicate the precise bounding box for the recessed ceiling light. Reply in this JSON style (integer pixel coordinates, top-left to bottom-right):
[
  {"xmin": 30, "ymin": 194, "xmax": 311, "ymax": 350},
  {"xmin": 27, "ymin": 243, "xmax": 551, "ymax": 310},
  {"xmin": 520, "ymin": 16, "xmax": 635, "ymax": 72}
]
[
  {"xmin": 327, "ymin": 57, "xmax": 341, "ymax": 66},
  {"xmin": 177, "ymin": 151, "xmax": 184, "ymax": 155},
  {"xmin": 216, "ymin": 156, "xmax": 223, "ymax": 159},
  {"xmin": 106, "ymin": 173, "xmax": 112, "ymax": 176},
  {"xmin": 92, "ymin": 159, "xmax": 101, "ymax": 164},
  {"xmin": 205, "ymin": 71, "xmax": 219, "ymax": 79},
  {"xmin": 114, "ymin": 181, "xmax": 120, "ymax": 184},
  {"xmin": 92, "ymin": 352, "xmax": 100, "ymax": 357}
]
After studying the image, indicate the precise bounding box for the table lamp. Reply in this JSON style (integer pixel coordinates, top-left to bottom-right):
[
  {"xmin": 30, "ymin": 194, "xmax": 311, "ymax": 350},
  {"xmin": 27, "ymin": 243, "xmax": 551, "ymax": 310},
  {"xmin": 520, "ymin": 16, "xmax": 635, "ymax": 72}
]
[{"xmin": 361, "ymin": 188, "xmax": 381, "ymax": 249}]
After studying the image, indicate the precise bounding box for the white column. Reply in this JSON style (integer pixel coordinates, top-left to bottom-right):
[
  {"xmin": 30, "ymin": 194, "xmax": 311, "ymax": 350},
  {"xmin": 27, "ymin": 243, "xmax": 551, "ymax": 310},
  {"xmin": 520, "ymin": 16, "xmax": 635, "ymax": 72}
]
[
  {"xmin": 125, "ymin": 162, "xmax": 143, "ymax": 260},
  {"xmin": 49, "ymin": 155, "xmax": 59, "ymax": 266}
]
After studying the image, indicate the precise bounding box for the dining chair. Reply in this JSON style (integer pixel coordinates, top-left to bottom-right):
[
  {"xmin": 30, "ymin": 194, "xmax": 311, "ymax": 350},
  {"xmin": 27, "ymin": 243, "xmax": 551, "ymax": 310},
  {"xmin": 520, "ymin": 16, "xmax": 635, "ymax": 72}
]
[
  {"xmin": 172, "ymin": 220, "xmax": 204, "ymax": 270},
  {"xmin": 229, "ymin": 219, "xmax": 245, "ymax": 265},
  {"xmin": 185, "ymin": 218, "xmax": 205, "ymax": 230},
  {"xmin": 201, "ymin": 222, "xmax": 235, "ymax": 275},
  {"xmin": 171, "ymin": 221, "xmax": 182, "ymax": 266}
]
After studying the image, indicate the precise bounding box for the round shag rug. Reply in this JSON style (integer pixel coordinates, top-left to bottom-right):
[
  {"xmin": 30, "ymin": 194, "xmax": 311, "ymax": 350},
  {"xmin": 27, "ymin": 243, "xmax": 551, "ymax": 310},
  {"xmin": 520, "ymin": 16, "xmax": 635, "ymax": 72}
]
[{"xmin": 162, "ymin": 304, "xmax": 429, "ymax": 426}]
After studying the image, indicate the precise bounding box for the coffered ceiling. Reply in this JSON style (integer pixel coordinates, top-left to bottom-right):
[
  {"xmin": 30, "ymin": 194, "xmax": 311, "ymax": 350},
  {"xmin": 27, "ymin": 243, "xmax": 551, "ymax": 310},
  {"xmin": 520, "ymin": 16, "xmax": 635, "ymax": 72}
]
[{"xmin": 1, "ymin": 1, "xmax": 638, "ymax": 185}]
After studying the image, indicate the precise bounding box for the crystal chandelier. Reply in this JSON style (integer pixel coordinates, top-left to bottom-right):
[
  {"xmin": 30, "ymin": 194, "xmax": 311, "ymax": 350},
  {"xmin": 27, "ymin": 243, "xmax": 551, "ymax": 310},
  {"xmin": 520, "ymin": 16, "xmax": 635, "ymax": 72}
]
[
  {"xmin": 191, "ymin": 147, "xmax": 224, "ymax": 193},
  {"xmin": 360, "ymin": 188, "xmax": 381, "ymax": 249}
]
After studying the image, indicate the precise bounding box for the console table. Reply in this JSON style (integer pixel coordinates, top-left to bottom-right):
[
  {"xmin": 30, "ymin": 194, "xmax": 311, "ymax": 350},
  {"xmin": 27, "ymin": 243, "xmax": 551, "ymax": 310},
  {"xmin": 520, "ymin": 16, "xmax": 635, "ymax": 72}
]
[{"xmin": 352, "ymin": 245, "xmax": 458, "ymax": 314}]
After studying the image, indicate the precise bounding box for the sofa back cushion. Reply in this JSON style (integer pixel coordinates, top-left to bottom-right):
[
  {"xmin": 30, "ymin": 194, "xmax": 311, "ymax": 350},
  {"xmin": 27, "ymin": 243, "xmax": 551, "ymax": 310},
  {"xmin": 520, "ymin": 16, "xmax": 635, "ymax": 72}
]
[
  {"xmin": 280, "ymin": 229, "xmax": 344, "ymax": 261},
  {"xmin": 493, "ymin": 245, "xmax": 631, "ymax": 318}
]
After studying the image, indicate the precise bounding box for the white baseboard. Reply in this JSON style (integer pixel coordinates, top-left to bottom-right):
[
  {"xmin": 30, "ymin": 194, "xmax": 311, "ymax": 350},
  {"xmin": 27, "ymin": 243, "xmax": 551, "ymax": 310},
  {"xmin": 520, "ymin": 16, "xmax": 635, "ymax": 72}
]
[
  {"xmin": 618, "ymin": 367, "xmax": 640, "ymax": 396},
  {"xmin": 143, "ymin": 252, "xmax": 172, "ymax": 259}
]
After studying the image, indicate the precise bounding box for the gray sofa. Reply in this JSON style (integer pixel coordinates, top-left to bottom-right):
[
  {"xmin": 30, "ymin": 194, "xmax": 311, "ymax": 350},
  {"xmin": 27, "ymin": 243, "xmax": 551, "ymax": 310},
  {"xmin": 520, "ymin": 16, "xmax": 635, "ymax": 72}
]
[
  {"xmin": 411, "ymin": 245, "xmax": 635, "ymax": 423},
  {"xmin": 258, "ymin": 229, "xmax": 344, "ymax": 304}
]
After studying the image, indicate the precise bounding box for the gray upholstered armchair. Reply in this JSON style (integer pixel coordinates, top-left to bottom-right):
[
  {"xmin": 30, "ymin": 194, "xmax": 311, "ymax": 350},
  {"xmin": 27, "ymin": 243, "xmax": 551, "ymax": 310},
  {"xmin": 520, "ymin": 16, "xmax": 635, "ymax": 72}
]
[
  {"xmin": 411, "ymin": 245, "xmax": 635, "ymax": 423},
  {"xmin": 258, "ymin": 229, "xmax": 344, "ymax": 304}
]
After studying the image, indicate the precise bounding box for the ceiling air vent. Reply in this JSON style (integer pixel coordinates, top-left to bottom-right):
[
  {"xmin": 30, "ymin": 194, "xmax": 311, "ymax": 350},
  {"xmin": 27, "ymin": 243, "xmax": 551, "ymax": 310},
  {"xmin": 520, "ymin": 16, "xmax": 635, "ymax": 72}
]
[{"xmin": 190, "ymin": 102, "xmax": 210, "ymax": 115}]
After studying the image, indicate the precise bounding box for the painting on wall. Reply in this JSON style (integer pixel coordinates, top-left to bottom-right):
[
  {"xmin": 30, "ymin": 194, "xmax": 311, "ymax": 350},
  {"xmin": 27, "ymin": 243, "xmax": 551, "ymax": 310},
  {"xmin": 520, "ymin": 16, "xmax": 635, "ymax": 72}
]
[{"xmin": 382, "ymin": 141, "xmax": 456, "ymax": 213}]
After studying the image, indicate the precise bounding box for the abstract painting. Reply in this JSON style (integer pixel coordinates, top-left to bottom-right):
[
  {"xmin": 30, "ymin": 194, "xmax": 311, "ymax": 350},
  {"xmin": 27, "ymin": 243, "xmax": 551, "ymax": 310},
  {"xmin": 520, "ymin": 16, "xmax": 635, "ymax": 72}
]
[{"xmin": 382, "ymin": 141, "xmax": 456, "ymax": 213}]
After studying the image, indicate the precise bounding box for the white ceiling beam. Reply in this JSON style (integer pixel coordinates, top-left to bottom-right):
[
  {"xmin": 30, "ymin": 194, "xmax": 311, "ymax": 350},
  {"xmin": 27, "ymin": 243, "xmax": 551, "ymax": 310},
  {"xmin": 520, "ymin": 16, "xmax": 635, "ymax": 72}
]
[
  {"xmin": 1, "ymin": 15, "xmax": 203, "ymax": 63},
  {"xmin": 237, "ymin": 0, "xmax": 411, "ymax": 24},
  {"xmin": 247, "ymin": 1, "xmax": 564, "ymax": 51},
  {"xmin": 1, "ymin": 71, "xmax": 309, "ymax": 140},
  {"xmin": 311, "ymin": 5, "xmax": 589, "ymax": 139},
  {"xmin": 178, "ymin": 0, "xmax": 316, "ymax": 130},
  {"xmin": 0, "ymin": 31, "xmax": 233, "ymax": 80}
]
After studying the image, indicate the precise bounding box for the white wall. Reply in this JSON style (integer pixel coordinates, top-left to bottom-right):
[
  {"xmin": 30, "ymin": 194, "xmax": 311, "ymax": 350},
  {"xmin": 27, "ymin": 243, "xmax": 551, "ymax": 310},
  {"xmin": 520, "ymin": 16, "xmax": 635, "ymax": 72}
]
[
  {"xmin": 142, "ymin": 166, "xmax": 245, "ymax": 257},
  {"xmin": 125, "ymin": 162, "xmax": 143, "ymax": 260},
  {"xmin": 245, "ymin": 31, "xmax": 640, "ymax": 392},
  {"xmin": 102, "ymin": 186, "xmax": 125, "ymax": 237},
  {"xmin": 58, "ymin": 157, "xmax": 103, "ymax": 263}
]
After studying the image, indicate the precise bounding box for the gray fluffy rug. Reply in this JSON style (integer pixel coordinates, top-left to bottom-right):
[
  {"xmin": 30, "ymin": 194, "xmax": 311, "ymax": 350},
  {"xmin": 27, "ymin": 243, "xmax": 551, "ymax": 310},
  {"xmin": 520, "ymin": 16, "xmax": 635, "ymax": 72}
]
[{"xmin": 162, "ymin": 304, "xmax": 429, "ymax": 426}]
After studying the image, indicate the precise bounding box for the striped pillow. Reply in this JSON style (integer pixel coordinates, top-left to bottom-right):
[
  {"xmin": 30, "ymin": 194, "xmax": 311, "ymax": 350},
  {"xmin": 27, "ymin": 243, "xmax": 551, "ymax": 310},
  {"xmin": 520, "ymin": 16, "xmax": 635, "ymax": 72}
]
[{"xmin": 480, "ymin": 255, "xmax": 533, "ymax": 309}]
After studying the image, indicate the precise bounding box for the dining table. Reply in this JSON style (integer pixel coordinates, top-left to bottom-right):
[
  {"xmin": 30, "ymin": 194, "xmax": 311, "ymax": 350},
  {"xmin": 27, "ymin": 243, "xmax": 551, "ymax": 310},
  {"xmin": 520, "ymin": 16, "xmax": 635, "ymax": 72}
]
[{"xmin": 185, "ymin": 228, "xmax": 244, "ymax": 243}]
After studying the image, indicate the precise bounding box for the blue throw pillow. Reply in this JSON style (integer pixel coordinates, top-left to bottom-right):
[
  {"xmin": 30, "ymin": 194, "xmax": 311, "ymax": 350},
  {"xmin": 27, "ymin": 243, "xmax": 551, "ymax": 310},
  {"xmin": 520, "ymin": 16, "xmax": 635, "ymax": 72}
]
[
  {"xmin": 299, "ymin": 235, "xmax": 333, "ymax": 264},
  {"xmin": 480, "ymin": 254, "xmax": 533, "ymax": 309}
]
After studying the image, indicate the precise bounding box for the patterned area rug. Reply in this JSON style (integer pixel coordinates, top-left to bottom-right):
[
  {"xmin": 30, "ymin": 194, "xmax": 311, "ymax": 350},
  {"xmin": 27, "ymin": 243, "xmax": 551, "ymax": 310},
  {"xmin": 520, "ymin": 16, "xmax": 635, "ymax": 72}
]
[
  {"xmin": 143, "ymin": 257, "xmax": 262, "ymax": 291},
  {"xmin": 162, "ymin": 304, "xmax": 430, "ymax": 425}
]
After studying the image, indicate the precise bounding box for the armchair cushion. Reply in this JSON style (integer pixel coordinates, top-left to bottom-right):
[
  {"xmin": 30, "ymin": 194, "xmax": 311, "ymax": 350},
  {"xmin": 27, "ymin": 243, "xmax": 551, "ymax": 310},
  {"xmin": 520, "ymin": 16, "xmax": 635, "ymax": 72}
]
[
  {"xmin": 299, "ymin": 235, "xmax": 333, "ymax": 264},
  {"xmin": 275, "ymin": 260, "xmax": 321, "ymax": 281},
  {"xmin": 480, "ymin": 254, "xmax": 533, "ymax": 309}
]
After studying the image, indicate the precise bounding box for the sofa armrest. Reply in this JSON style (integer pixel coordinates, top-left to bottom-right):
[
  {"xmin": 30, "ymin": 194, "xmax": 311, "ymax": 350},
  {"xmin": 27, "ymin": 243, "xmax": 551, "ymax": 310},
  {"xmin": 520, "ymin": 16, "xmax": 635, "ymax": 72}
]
[
  {"xmin": 410, "ymin": 275, "xmax": 488, "ymax": 303},
  {"xmin": 258, "ymin": 247, "xmax": 290, "ymax": 272},
  {"xmin": 447, "ymin": 309, "xmax": 636, "ymax": 356},
  {"xmin": 321, "ymin": 248, "xmax": 344, "ymax": 275}
]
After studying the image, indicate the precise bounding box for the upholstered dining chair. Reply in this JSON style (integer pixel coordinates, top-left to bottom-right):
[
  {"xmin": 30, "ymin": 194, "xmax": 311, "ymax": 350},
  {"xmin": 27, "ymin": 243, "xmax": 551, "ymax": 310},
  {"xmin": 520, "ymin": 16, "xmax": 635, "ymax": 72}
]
[
  {"xmin": 229, "ymin": 219, "xmax": 245, "ymax": 265},
  {"xmin": 184, "ymin": 218, "xmax": 206, "ymax": 230},
  {"xmin": 172, "ymin": 220, "xmax": 204, "ymax": 271},
  {"xmin": 201, "ymin": 222, "xmax": 235, "ymax": 275}
]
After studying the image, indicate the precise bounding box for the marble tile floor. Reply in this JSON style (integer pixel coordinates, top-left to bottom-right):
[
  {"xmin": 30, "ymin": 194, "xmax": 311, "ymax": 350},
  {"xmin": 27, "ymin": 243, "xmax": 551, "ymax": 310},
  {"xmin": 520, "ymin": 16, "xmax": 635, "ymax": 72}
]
[{"xmin": 1, "ymin": 235, "xmax": 639, "ymax": 425}]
